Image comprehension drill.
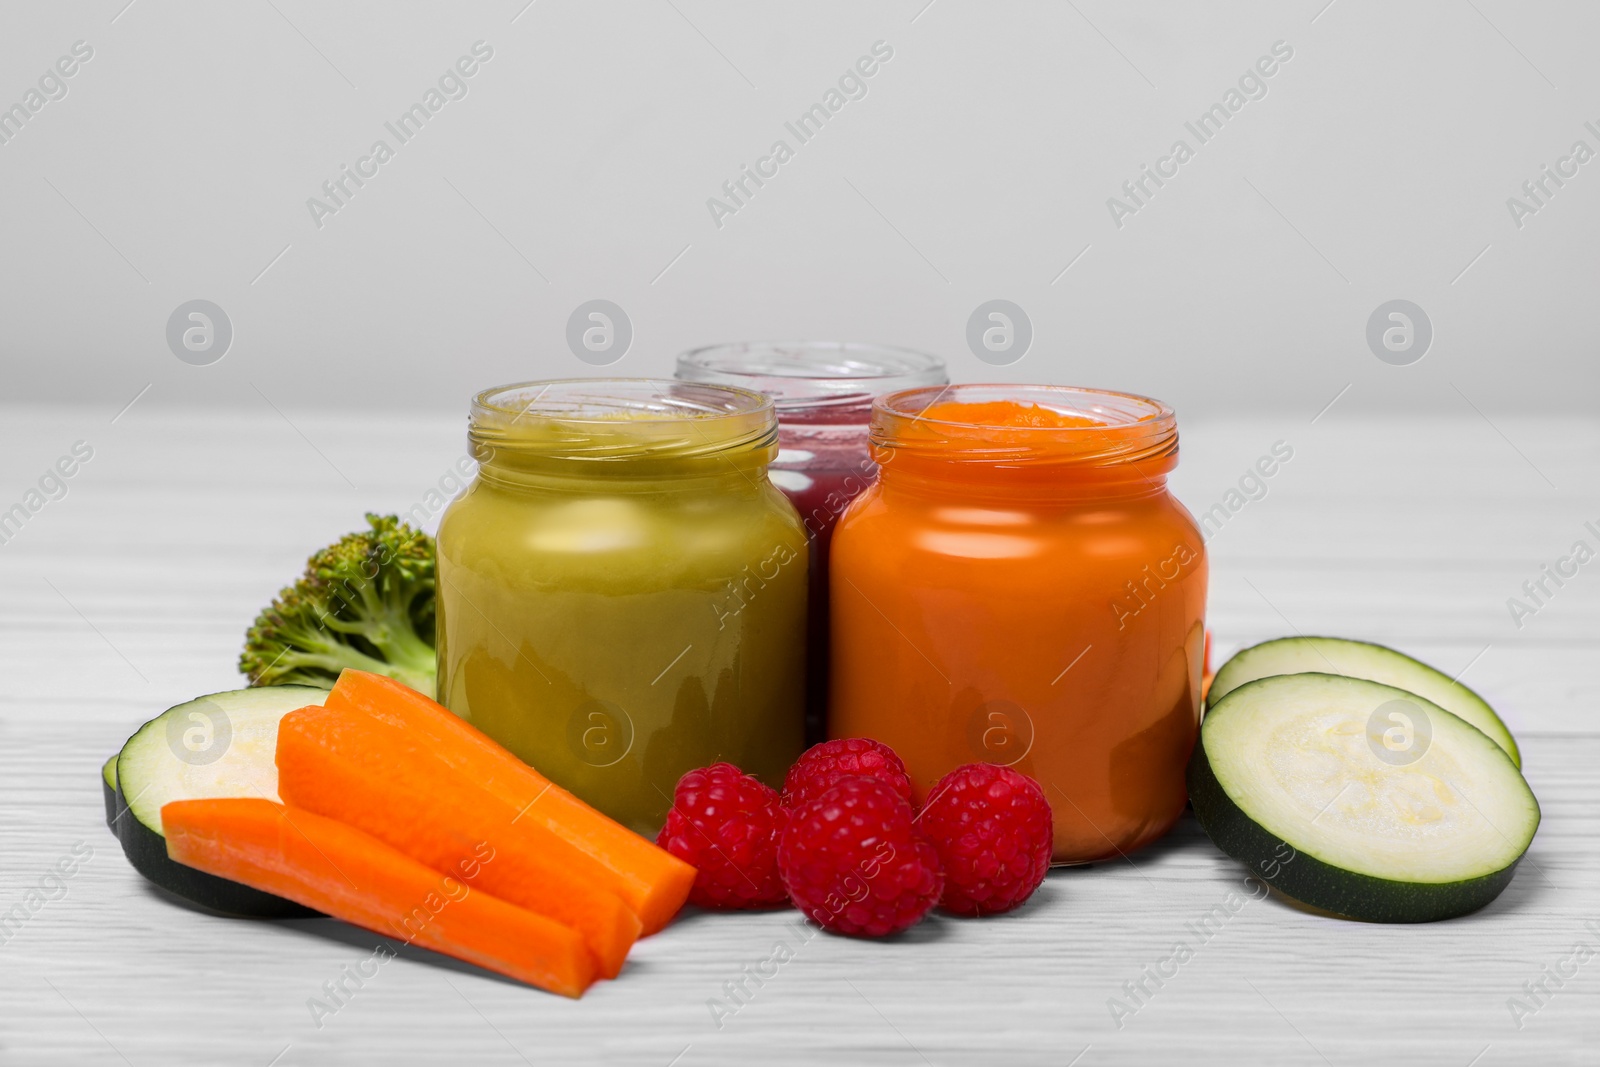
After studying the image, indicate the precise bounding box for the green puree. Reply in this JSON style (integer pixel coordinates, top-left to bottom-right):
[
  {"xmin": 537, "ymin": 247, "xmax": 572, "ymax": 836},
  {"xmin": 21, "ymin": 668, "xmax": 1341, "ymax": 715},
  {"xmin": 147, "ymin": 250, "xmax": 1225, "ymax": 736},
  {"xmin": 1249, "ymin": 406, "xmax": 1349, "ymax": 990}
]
[{"xmin": 436, "ymin": 382, "xmax": 807, "ymax": 836}]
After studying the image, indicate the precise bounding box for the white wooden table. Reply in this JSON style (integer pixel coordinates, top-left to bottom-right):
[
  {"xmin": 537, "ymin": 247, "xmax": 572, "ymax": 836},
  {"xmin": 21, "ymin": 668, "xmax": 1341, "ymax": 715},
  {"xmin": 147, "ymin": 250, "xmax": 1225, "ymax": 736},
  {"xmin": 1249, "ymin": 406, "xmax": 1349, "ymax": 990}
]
[{"xmin": 1, "ymin": 404, "xmax": 1595, "ymax": 1066}]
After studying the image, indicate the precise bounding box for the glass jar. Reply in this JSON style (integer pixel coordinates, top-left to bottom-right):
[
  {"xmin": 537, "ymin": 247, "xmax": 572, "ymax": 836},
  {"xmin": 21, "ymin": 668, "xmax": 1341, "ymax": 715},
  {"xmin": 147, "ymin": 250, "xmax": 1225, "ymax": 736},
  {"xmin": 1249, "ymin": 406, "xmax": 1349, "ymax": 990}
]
[
  {"xmin": 436, "ymin": 379, "xmax": 808, "ymax": 836},
  {"xmin": 828, "ymin": 385, "xmax": 1207, "ymax": 863},
  {"xmin": 675, "ymin": 341, "xmax": 947, "ymax": 745}
]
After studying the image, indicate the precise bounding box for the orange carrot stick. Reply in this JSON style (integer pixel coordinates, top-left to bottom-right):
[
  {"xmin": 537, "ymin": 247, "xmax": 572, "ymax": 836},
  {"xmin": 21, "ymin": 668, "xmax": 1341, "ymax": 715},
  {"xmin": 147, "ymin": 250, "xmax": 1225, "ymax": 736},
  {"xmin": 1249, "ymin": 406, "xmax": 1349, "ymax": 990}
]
[
  {"xmin": 162, "ymin": 798, "xmax": 596, "ymax": 998},
  {"xmin": 327, "ymin": 669, "xmax": 695, "ymax": 934},
  {"xmin": 276, "ymin": 705, "xmax": 640, "ymax": 979}
]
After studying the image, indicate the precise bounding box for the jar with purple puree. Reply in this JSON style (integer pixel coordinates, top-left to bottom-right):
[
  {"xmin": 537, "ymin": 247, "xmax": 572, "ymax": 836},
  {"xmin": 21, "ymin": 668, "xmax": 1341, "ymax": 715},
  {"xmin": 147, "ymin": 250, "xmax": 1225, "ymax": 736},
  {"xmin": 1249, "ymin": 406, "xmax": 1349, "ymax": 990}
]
[{"xmin": 675, "ymin": 341, "xmax": 948, "ymax": 745}]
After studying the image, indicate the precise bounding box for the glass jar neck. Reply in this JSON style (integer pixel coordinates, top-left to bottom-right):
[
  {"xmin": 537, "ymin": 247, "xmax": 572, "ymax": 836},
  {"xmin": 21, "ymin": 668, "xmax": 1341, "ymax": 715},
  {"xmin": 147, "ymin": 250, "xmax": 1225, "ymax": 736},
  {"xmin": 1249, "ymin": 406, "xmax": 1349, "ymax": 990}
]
[
  {"xmin": 869, "ymin": 384, "xmax": 1180, "ymax": 503},
  {"xmin": 468, "ymin": 378, "xmax": 778, "ymax": 494},
  {"xmin": 675, "ymin": 341, "xmax": 948, "ymax": 415}
]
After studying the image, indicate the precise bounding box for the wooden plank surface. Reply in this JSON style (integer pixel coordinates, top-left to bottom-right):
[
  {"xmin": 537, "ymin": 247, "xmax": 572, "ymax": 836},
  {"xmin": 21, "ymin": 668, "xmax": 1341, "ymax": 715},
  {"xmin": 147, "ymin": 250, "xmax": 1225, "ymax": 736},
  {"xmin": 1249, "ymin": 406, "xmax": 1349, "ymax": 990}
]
[{"xmin": 0, "ymin": 406, "xmax": 1596, "ymax": 1066}]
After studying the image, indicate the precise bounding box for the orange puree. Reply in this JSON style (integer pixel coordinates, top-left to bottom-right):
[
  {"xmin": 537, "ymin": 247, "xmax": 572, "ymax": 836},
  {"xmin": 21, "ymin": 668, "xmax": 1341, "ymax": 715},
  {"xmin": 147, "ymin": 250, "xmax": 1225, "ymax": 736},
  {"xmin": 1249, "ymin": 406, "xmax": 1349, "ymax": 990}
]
[
  {"xmin": 828, "ymin": 386, "xmax": 1207, "ymax": 862},
  {"xmin": 915, "ymin": 400, "xmax": 1109, "ymax": 429}
]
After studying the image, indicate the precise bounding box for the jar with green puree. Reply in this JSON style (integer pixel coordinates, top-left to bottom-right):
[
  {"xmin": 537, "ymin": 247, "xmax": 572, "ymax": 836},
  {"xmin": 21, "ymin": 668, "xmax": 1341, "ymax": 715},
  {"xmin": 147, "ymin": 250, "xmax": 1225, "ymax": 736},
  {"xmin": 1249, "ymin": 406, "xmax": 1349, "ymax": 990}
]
[{"xmin": 436, "ymin": 380, "xmax": 808, "ymax": 836}]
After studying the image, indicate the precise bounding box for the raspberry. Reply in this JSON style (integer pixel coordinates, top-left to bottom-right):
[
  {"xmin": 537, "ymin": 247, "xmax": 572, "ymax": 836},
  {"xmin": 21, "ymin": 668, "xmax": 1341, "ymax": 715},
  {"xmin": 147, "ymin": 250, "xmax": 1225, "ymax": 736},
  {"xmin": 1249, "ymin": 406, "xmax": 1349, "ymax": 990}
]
[
  {"xmin": 656, "ymin": 763, "xmax": 788, "ymax": 909},
  {"xmin": 917, "ymin": 763, "xmax": 1053, "ymax": 917},
  {"xmin": 778, "ymin": 777, "xmax": 943, "ymax": 937},
  {"xmin": 782, "ymin": 738, "xmax": 913, "ymax": 810}
]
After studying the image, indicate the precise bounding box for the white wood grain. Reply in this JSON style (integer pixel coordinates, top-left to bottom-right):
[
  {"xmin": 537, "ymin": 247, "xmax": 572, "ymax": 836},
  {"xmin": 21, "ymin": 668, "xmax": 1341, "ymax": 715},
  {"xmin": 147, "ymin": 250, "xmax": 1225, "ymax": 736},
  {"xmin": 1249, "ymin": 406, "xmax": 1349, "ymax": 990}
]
[{"xmin": 0, "ymin": 407, "xmax": 1596, "ymax": 1066}]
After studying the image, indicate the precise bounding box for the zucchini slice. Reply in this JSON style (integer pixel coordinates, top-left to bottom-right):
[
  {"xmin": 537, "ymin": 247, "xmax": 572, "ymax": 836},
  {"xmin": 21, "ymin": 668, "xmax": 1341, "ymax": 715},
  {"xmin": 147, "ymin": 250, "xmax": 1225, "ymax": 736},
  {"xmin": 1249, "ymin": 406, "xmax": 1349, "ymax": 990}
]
[
  {"xmin": 1208, "ymin": 636, "xmax": 1519, "ymax": 767},
  {"xmin": 1188, "ymin": 674, "xmax": 1539, "ymax": 923},
  {"xmin": 113, "ymin": 687, "xmax": 325, "ymax": 917}
]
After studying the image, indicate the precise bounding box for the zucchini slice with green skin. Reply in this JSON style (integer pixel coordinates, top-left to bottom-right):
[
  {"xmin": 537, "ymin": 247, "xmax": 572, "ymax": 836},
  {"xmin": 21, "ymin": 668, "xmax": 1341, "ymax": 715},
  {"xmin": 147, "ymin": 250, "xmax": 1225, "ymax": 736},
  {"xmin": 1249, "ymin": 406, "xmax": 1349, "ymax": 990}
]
[
  {"xmin": 1188, "ymin": 673, "xmax": 1539, "ymax": 923},
  {"xmin": 113, "ymin": 687, "xmax": 325, "ymax": 918},
  {"xmin": 1208, "ymin": 636, "xmax": 1519, "ymax": 767}
]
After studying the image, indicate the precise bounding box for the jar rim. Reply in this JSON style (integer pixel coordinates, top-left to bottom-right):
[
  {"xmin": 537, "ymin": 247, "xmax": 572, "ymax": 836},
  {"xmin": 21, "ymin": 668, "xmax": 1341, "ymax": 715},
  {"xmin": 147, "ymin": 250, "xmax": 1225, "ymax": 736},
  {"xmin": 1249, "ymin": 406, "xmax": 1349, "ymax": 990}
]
[
  {"xmin": 470, "ymin": 378, "xmax": 776, "ymax": 462},
  {"xmin": 872, "ymin": 384, "xmax": 1178, "ymax": 467},
  {"xmin": 675, "ymin": 341, "xmax": 948, "ymax": 411}
]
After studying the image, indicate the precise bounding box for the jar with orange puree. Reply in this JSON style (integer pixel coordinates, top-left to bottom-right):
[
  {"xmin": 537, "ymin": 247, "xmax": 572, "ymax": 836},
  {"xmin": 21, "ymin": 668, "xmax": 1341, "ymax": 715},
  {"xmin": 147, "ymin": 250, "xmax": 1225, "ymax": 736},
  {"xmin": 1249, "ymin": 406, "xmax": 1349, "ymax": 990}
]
[{"xmin": 828, "ymin": 385, "xmax": 1207, "ymax": 862}]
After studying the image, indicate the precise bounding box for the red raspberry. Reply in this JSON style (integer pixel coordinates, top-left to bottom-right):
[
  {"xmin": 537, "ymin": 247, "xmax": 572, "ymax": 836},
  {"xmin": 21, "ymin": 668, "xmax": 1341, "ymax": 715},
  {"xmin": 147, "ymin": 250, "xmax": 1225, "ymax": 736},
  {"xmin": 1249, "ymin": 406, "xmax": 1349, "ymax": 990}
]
[
  {"xmin": 917, "ymin": 763, "xmax": 1053, "ymax": 917},
  {"xmin": 778, "ymin": 778, "xmax": 943, "ymax": 937},
  {"xmin": 656, "ymin": 763, "xmax": 788, "ymax": 909},
  {"xmin": 782, "ymin": 738, "xmax": 913, "ymax": 810}
]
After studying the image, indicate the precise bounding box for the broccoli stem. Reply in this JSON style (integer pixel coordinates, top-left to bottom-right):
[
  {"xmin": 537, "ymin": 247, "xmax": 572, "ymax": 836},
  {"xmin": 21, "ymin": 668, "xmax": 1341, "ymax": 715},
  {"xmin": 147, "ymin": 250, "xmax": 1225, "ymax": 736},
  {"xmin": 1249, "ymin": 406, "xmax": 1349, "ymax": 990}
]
[
  {"xmin": 274, "ymin": 641, "xmax": 434, "ymax": 697},
  {"xmin": 327, "ymin": 589, "xmax": 435, "ymax": 667}
]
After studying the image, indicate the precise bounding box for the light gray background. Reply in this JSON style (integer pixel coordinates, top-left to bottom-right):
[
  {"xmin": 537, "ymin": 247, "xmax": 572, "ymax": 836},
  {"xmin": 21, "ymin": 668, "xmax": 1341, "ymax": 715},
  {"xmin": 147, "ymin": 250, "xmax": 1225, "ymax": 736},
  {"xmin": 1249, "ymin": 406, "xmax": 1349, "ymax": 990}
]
[{"xmin": 1, "ymin": 0, "xmax": 1596, "ymax": 416}]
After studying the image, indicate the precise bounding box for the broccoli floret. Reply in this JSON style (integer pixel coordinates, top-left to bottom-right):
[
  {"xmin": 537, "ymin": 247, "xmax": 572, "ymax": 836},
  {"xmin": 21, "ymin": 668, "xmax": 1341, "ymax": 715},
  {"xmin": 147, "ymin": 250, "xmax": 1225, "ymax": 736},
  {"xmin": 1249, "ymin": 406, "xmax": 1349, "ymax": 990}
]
[{"xmin": 240, "ymin": 513, "xmax": 438, "ymax": 697}]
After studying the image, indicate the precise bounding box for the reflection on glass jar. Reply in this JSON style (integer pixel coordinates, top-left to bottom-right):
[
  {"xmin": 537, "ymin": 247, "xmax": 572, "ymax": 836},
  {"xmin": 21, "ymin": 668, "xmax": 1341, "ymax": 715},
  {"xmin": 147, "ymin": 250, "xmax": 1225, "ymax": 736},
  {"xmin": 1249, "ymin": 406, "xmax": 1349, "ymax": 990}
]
[
  {"xmin": 436, "ymin": 379, "xmax": 807, "ymax": 836},
  {"xmin": 675, "ymin": 341, "xmax": 947, "ymax": 745},
  {"xmin": 828, "ymin": 385, "xmax": 1208, "ymax": 863}
]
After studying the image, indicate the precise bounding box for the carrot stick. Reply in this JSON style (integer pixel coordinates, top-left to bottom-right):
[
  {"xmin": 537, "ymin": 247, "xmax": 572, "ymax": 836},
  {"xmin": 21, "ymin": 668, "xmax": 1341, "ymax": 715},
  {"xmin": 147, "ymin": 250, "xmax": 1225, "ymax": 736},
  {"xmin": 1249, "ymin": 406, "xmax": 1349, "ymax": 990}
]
[
  {"xmin": 161, "ymin": 798, "xmax": 596, "ymax": 998},
  {"xmin": 276, "ymin": 705, "xmax": 640, "ymax": 979},
  {"xmin": 327, "ymin": 669, "xmax": 695, "ymax": 934}
]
